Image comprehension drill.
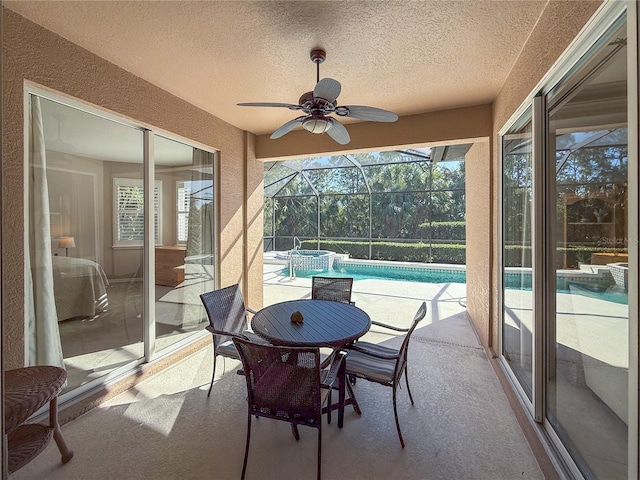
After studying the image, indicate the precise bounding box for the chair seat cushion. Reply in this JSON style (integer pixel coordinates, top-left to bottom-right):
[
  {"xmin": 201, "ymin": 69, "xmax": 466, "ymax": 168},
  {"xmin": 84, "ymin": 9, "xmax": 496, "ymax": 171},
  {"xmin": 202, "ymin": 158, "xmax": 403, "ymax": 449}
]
[
  {"xmin": 217, "ymin": 331, "xmax": 269, "ymax": 359},
  {"xmin": 346, "ymin": 342, "xmax": 397, "ymax": 384}
]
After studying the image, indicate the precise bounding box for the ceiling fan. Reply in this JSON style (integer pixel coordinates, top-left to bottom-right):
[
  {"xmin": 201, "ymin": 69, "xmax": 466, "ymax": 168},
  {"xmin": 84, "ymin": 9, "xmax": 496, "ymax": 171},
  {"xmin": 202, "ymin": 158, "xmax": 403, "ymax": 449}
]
[{"xmin": 237, "ymin": 48, "xmax": 398, "ymax": 145}]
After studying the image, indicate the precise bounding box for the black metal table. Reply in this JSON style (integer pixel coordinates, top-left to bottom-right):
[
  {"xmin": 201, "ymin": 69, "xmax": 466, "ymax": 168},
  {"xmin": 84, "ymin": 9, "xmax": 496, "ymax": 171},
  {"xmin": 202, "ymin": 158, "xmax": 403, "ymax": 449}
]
[{"xmin": 252, "ymin": 299, "xmax": 371, "ymax": 426}]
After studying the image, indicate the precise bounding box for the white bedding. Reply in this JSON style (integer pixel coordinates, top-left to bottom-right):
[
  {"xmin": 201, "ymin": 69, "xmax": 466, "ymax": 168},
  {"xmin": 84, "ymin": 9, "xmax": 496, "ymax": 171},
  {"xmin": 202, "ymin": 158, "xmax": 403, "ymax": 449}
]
[{"xmin": 52, "ymin": 256, "xmax": 109, "ymax": 321}]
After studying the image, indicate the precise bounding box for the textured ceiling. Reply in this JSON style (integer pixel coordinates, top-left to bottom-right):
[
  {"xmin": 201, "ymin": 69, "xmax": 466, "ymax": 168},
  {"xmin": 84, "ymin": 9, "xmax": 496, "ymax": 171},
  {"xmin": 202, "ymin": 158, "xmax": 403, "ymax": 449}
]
[{"xmin": 5, "ymin": 1, "xmax": 547, "ymax": 136}]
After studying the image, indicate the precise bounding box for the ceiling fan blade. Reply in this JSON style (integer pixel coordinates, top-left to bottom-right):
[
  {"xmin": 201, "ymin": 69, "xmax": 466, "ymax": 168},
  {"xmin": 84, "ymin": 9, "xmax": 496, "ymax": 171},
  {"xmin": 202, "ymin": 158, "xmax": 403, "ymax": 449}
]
[
  {"xmin": 237, "ymin": 102, "xmax": 302, "ymax": 110},
  {"xmin": 336, "ymin": 105, "xmax": 398, "ymax": 122},
  {"xmin": 270, "ymin": 116, "xmax": 306, "ymax": 139},
  {"xmin": 326, "ymin": 118, "xmax": 350, "ymax": 145},
  {"xmin": 313, "ymin": 78, "xmax": 341, "ymax": 103}
]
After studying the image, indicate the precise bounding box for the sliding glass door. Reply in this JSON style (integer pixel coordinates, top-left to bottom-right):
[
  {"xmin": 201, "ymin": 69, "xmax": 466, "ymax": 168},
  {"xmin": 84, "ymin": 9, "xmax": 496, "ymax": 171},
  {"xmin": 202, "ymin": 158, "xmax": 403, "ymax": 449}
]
[
  {"xmin": 30, "ymin": 96, "xmax": 145, "ymax": 390},
  {"xmin": 546, "ymin": 19, "xmax": 628, "ymax": 479},
  {"xmin": 154, "ymin": 136, "xmax": 215, "ymax": 352},
  {"xmin": 500, "ymin": 6, "xmax": 635, "ymax": 479},
  {"xmin": 501, "ymin": 108, "xmax": 534, "ymax": 401},
  {"xmin": 27, "ymin": 93, "xmax": 217, "ymax": 394}
]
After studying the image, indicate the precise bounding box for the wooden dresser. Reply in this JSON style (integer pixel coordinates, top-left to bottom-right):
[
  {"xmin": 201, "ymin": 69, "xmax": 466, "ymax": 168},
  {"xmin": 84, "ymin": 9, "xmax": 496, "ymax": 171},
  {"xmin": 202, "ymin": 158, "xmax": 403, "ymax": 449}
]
[{"xmin": 155, "ymin": 246, "xmax": 186, "ymax": 286}]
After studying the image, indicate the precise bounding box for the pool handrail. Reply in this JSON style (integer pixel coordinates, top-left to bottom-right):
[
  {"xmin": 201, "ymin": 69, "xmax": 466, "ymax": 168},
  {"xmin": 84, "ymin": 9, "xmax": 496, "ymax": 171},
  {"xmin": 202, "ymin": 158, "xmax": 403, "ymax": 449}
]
[{"xmin": 288, "ymin": 247, "xmax": 303, "ymax": 279}]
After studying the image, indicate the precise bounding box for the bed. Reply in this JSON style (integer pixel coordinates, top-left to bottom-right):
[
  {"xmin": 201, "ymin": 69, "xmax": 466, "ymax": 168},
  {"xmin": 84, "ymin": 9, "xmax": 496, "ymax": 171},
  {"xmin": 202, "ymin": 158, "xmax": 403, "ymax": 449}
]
[{"xmin": 52, "ymin": 256, "xmax": 109, "ymax": 321}]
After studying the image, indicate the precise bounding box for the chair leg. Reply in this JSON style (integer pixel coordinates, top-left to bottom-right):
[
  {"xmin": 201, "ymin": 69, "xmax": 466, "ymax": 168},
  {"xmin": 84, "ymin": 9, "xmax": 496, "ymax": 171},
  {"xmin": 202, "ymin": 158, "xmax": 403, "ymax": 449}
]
[
  {"xmin": 207, "ymin": 353, "xmax": 217, "ymax": 397},
  {"xmin": 346, "ymin": 381, "xmax": 361, "ymax": 415},
  {"xmin": 291, "ymin": 423, "xmax": 300, "ymax": 441},
  {"xmin": 404, "ymin": 365, "xmax": 415, "ymax": 405},
  {"xmin": 338, "ymin": 359, "xmax": 346, "ymax": 428},
  {"xmin": 317, "ymin": 424, "xmax": 322, "ymax": 480},
  {"xmin": 50, "ymin": 397, "xmax": 73, "ymax": 464},
  {"xmin": 392, "ymin": 386, "xmax": 405, "ymax": 448},
  {"xmin": 241, "ymin": 413, "xmax": 252, "ymax": 480}
]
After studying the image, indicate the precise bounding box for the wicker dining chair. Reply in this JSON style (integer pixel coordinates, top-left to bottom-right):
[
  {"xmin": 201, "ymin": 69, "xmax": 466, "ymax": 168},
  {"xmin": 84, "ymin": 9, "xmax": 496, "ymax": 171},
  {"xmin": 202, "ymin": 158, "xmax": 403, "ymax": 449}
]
[
  {"xmin": 345, "ymin": 301, "xmax": 427, "ymax": 448},
  {"xmin": 199, "ymin": 284, "xmax": 268, "ymax": 397},
  {"xmin": 311, "ymin": 276, "xmax": 354, "ymax": 304},
  {"xmin": 233, "ymin": 337, "xmax": 346, "ymax": 480}
]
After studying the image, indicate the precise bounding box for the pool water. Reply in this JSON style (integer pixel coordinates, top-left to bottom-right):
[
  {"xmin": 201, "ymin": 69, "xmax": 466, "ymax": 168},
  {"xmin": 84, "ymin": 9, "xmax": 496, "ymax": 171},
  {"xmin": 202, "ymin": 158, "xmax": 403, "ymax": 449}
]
[
  {"xmin": 335, "ymin": 264, "xmax": 466, "ymax": 283},
  {"xmin": 282, "ymin": 263, "xmax": 465, "ymax": 283},
  {"xmin": 280, "ymin": 263, "xmax": 628, "ymax": 304},
  {"xmin": 562, "ymin": 281, "xmax": 628, "ymax": 304},
  {"xmin": 504, "ymin": 276, "xmax": 628, "ymax": 304}
]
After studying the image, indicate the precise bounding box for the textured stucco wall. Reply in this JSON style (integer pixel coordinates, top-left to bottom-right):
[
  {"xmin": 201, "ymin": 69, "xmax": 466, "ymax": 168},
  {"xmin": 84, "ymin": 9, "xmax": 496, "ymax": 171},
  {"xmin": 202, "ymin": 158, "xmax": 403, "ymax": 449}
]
[
  {"xmin": 255, "ymin": 104, "xmax": 493, "ymax": 160},
  {"xmin": 1, "ymin": 8, "xmax": 261, "ymax": 367},
  {"xmin": 465, "ymin": 141, "xmax": 492, "ymax": 347},
  {"xmin": 490, "ymin": 0, "xmax": 603, "ymax": 350},
  {"xmin": 244, "ymin": 132, "xmax": 264, "ymax": 311}
]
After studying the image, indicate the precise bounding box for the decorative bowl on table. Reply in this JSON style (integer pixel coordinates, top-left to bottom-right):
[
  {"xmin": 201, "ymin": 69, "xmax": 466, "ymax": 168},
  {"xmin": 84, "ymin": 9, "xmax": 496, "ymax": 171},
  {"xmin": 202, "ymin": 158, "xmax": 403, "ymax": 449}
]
[{"xmin": 290, "ymin": 311, "xmax": 304, "ymax": 324}]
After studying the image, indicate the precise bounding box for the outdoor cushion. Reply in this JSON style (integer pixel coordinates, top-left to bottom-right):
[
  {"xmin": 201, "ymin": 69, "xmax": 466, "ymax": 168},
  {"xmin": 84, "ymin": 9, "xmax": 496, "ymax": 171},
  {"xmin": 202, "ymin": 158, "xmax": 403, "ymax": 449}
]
[
  {"xmin": 217, "ymin": 331, "xmax": 266, "ymax": 359},
  {"xmin": 345, "ymin": 342, "xmax": 398, "ymax": 383}
]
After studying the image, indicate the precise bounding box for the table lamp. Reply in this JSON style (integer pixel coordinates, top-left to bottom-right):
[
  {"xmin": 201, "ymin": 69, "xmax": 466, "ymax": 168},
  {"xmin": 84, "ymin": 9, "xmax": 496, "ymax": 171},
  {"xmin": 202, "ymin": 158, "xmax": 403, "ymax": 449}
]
[{"xmin": 58, "ymin": 236, "xmax": 75, "ymax": 257}]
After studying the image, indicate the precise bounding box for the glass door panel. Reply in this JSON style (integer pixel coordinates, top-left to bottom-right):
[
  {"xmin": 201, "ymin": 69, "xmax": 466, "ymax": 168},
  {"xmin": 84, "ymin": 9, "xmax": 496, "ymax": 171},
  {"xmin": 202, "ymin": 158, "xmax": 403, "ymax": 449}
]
[
  {"xmin": 501, "ymin": 108, "xmax": 534, "ymax": 400},
  {"xmin": 547, "ymin": 20, "xmax": 628, "ymax": 479},
  {"xmin": 33, "ymin": 96, "xmax": 144, "ymax": 392},
  {"xmin": 154, "ymin": 136, "xmax": 215, "ymax": 352}
]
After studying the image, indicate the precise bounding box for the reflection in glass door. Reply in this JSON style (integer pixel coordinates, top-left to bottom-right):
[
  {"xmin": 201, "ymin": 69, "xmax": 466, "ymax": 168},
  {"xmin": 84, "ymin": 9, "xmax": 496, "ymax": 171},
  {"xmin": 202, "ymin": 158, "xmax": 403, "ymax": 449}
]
[
  {"xmin": 32, "ymin": 96, "xmax": 145, "ymax": 392},
  {"xmin": 29, "ymin": 94, "xmax": 219, "ymax": 395},
  {"xmin": 501, "ymin": 108, "xmax": 534, "ymax": 401},
  {"xmin": 547, "ymin": 20, "xmax": 628, "ymax": 479},
  {"xmin": 154, "ymin": 137, "xmax": 215, "ymax": 353}
]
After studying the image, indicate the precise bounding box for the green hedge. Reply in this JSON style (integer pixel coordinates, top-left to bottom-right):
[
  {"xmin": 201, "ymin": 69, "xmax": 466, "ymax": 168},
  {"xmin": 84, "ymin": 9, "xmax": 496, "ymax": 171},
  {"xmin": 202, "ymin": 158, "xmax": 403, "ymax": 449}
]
[
  {"xmin": 504, "ymin": 245, "xmax": 628, "ymax": 268},
  {"xmin": 293, "ymin": 240, "xmax": 627, "ymax": 267},
  {"xmin": 301, "ymin": 240, "xmax": 466, "ymax": 264},
  {"xmin": 418, "ymin": 221, "xmax": 466, "ymax": 241}
]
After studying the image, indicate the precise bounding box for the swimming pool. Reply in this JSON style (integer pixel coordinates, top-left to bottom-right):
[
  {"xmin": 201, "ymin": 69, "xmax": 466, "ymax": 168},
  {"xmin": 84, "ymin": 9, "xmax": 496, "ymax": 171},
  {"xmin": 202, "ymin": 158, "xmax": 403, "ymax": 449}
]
[
  {"xmin": 281, "ymin": 259, "xmax": 465, "ymax": 283},
  {"xmin": 276, "ymin": 258, "xmax": 627, "ymax": 304}
]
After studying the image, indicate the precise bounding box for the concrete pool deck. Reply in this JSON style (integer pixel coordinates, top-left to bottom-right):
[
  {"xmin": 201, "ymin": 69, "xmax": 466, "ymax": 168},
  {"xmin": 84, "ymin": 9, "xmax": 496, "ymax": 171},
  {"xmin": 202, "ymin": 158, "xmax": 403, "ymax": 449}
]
[{"xmin": 263, "ymin": 262, "xmax": 475, "ymax": 348}]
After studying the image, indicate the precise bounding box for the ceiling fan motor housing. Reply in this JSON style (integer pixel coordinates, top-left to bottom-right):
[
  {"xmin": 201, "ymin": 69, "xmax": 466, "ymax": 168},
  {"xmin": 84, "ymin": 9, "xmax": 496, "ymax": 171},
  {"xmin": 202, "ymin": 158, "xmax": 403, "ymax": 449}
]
[{"xmin": 310, "ymin": 48, "xmax": 326, "ymax": 64}]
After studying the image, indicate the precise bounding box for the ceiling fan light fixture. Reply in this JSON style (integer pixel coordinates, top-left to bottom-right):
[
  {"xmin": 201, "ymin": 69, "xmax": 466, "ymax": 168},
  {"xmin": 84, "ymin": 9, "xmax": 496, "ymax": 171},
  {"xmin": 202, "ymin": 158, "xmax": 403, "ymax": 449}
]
[{"xmin": 302, "ymin": 116, "xmax": 332, "ymax": 134}]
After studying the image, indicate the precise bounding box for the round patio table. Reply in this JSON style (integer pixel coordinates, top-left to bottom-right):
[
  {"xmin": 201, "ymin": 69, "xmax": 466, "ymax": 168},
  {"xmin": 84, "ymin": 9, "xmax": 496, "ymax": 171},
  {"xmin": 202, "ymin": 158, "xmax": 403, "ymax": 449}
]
[
  {"xmin": 251, "ymin": 299, "xmax": 371, "ymax": 348},
  {"xmin": 251, "ymin": 299, "xmax": 371, "ymax": 427}
]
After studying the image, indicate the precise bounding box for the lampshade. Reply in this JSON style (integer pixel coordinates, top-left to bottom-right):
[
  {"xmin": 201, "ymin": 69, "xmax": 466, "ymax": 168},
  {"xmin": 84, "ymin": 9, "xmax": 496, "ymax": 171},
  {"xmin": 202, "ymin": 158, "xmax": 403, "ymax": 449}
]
[
  {"xmin": 58, "ymin": 236, "xmax": 76, "ymax": 249},
  {"xmin": 302, "ymin": 117, "xmax": 333, "ymax": 134}
]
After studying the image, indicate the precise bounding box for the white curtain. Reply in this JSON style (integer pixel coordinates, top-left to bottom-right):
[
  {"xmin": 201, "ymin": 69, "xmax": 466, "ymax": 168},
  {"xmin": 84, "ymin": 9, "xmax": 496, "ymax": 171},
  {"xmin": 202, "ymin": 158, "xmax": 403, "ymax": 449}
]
[{"xmin": 27, "ymin": 95, "xmax": 64, "ymax": 367}]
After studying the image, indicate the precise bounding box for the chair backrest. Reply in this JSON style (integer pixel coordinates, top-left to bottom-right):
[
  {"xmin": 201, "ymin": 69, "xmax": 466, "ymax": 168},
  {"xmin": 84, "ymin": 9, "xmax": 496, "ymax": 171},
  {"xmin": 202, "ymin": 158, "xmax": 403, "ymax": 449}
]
[
  {"xmin": 233, "ymin": 337, "xmax": 323, "ymax": 428},
  {"xmin": 394, "ymin": 301, "xmax": 427, "ymax": 382},
  {"xmin": 200, "ymin": 284, "xmax": 249, "ymax": 349},
  {"xmin": 311, "ymin": 276, "xmax": 354, "ymax": 304}
]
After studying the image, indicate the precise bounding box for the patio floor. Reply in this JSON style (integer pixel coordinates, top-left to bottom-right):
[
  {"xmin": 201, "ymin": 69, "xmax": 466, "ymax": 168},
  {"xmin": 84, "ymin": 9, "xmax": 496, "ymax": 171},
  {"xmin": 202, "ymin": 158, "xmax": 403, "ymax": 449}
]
[{"xmin": 13, "ymin": 266, "xmax": 547, "ymax": 479}]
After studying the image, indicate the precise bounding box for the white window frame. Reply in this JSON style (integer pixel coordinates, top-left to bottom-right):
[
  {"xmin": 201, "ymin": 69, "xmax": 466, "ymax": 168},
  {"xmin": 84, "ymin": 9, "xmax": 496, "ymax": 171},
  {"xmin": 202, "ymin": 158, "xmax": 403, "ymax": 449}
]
[
  {"xmin": 113, "ymin": 177, "xmax": 162, "ymax": 247},
  {"xmin": 176, "ymin": 180, "xmax": 190, "ymax": 244}
]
